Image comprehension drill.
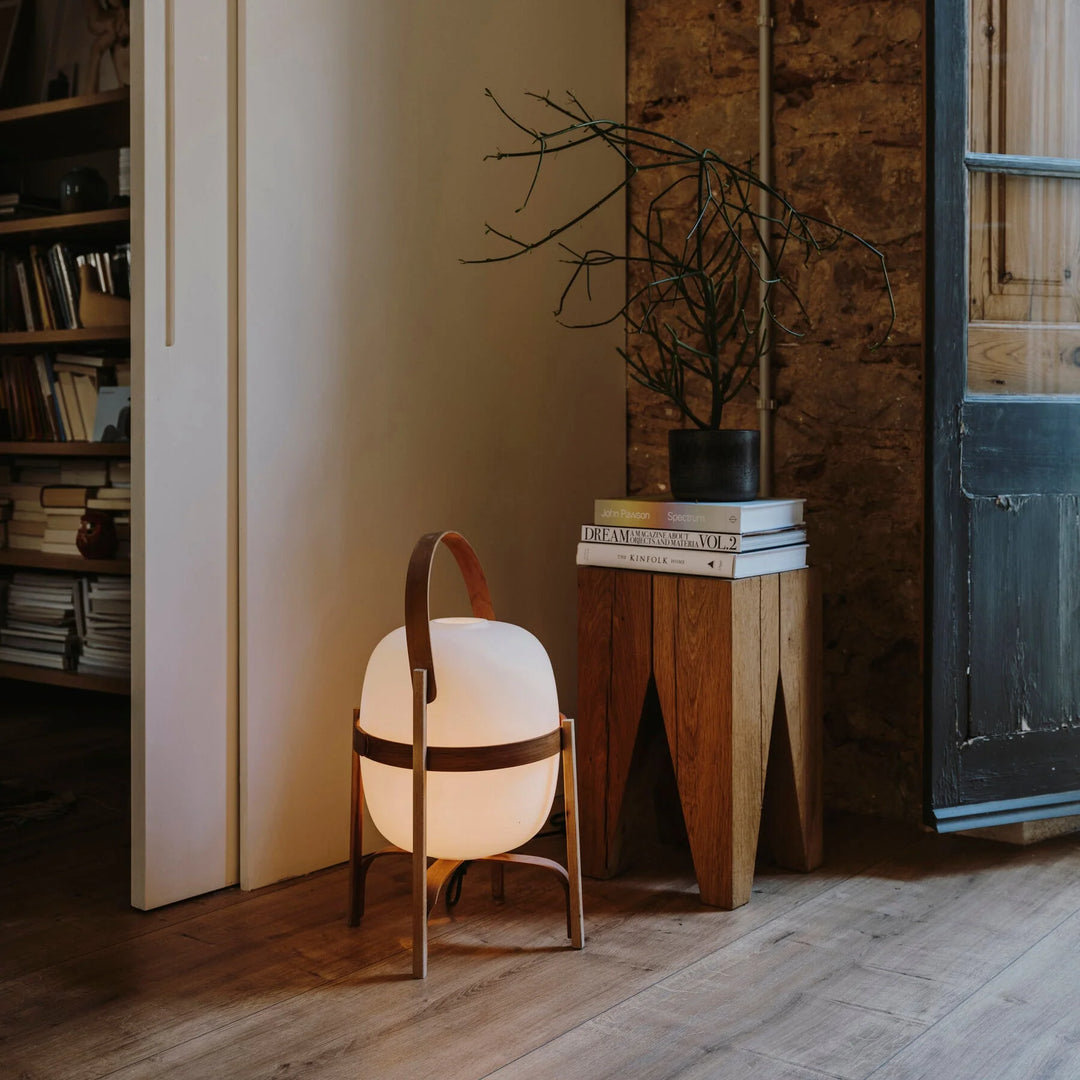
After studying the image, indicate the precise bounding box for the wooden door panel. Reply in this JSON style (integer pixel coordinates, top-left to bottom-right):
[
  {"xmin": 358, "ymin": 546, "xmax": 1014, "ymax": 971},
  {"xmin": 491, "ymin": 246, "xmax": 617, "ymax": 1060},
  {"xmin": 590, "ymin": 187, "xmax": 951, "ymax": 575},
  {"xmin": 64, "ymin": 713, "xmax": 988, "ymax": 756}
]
[
  {"xmin": 929, "ymin": 0, "xmax": 1080, "ymax": 831},
  {"xmin": 967, "ymin": 496, "xmax": 1080, "ymax": 739},
  {"xmin": 968, "ymin": 0, "xmax": 1080, "ymax": 363},
  {"xmin": 967, "ymin": 323, "xmax": 1080, "ymax": 393},
  {"xmin": 970, "ymin": 0, "xmax": 1080, "ymax": 160},
  {"xmin": 960, "ymin": 401, "xmax": 1080, "ymax": 495}
]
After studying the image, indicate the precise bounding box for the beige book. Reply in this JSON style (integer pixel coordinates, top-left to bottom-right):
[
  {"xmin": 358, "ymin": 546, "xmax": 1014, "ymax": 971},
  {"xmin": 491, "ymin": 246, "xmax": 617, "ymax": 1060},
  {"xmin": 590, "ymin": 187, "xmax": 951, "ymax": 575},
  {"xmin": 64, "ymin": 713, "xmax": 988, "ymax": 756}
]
[
  {"xmin": 9, "ymin": 519, "xmax": 46, "ymax": 536},
  {"xmin": 72, "ymin": 375, "xmax": 98, "ymax": 443},
  {"xmin": 39, "ymin": 542, "xmax": 81, "ymax": 555},
  {"xmin": 53, "ymin": 371, "xmax": 76, "ymax": 441},
  {"xmin": 7, "ymin": 534, "xmax": 43, "ymax": 550},
  {"xmin": 57, "ymin": 371, "xmax": 87, "ymax": 440},
  {"xmin": 7, "ymin": 520, "xmax": 46, "ymax": 537}
]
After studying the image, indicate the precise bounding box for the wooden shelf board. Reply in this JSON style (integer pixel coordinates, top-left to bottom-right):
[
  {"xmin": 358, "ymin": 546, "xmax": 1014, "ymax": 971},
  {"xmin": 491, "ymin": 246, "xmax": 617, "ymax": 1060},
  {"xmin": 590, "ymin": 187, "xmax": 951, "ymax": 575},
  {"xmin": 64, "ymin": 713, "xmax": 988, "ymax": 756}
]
[
  {"xmin": 0, "ymin": 549, "xmax": 129, "ymax": 574},
  {"xmin": 0, "ymin": 89, "xmax": 130, "ymax": 158},
  {"xmin": 0, "ymin": 326, "xmax": 129, "ymax": 349},
  {"xmin": 0, "ymin": 208, "xmax": 129, "ymax": 242},
  {"xmin": 0, "ymin": 441, "xmax": 130, "ymax": 457},
  {"xmin": 0, "ymin": 661, "xmax": 128, "ymax": 695}
]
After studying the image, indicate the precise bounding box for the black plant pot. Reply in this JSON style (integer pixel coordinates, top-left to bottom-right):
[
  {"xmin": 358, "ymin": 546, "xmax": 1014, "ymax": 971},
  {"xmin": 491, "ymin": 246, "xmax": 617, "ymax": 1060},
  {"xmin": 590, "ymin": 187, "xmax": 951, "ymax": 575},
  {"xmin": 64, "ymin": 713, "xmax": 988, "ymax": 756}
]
[{"xmin": 668, "ymin": 428, "xmax": 760, "ymax": 501}]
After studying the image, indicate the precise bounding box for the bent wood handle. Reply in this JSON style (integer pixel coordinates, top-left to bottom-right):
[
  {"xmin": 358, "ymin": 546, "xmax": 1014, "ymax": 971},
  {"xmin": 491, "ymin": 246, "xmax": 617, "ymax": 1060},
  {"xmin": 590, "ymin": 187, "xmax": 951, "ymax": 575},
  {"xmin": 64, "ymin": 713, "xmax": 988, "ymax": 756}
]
[{"xmin": 405, "ymin": 531, "xmax": 495, "ymax": 704}]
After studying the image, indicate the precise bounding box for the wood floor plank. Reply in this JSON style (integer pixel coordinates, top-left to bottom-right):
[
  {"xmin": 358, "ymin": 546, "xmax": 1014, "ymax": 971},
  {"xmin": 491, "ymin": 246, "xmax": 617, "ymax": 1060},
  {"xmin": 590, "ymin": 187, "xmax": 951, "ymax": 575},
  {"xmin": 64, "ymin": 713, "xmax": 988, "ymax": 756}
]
[
  {"xmin": 867, "ymin": 907, "xmax": 1080, "ymax": 1080},
  {"xmin": 33, "ymin": 831, "xmax": 902, "ymax": 1080},
  {"xmin": 484, "ymin": 834, "xmax": 1080, "ymax": 1080},
  {"xmin": 7, "ymin": 787, "xmax": 1077, "ymax": 1080}
]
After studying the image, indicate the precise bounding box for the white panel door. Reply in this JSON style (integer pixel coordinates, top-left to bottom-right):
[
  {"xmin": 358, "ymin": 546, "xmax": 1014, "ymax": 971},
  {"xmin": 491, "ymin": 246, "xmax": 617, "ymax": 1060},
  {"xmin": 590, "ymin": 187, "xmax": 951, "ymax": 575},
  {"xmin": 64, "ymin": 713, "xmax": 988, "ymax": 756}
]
[
  {"xmin": 240, "ymin": 0, "xmax": 626, "ymax": 887},
  {"xmin": 130, "ymin": 0, "xmax": 238, "ymax": 909}
]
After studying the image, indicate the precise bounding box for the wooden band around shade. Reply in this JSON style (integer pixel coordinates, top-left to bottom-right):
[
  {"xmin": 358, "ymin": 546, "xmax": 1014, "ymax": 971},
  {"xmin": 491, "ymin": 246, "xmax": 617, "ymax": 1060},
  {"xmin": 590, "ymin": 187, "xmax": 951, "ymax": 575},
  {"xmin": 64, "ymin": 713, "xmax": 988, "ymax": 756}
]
[
  {"xmin": 354, "ymin": 726, "xmax": 563, "ymax": 772},
  {"xmin": 405, "ymin": 531, "xmax": 495, "ymax": 704}
]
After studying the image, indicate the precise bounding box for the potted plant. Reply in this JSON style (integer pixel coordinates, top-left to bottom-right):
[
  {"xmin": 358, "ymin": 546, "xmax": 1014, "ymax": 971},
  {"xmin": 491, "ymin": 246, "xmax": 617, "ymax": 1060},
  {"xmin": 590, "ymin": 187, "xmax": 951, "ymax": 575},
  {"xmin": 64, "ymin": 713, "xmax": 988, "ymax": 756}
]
[{"xmin": 467, "ymin": 91, "xmax": 894, "ymax": 500}]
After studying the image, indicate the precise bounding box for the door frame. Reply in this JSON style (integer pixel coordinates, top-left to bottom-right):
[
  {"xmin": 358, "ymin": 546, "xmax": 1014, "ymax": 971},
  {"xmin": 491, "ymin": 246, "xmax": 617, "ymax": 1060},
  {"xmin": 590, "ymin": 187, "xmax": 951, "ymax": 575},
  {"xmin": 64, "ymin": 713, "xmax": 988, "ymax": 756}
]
[{"xmin": 925, "ymin": 0, "xmax": 1080, "ymax": 832}]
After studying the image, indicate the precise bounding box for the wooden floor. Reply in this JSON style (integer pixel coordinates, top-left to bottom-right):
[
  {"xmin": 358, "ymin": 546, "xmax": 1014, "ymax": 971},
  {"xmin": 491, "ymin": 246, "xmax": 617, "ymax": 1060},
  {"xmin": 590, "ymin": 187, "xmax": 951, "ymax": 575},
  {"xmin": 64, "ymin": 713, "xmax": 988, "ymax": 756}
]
[{"xmin": 3, "ymin": 689, "xmax": 1080, "ymax": 1079}]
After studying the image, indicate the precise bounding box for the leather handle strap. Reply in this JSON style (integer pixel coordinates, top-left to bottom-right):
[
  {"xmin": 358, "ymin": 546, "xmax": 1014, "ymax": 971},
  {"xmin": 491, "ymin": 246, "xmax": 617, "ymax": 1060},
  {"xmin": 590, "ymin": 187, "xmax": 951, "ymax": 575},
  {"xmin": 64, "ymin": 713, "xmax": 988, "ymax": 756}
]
[{"xmin": 405, "ymin": 531, "xmax": 495, "ymax": 704}]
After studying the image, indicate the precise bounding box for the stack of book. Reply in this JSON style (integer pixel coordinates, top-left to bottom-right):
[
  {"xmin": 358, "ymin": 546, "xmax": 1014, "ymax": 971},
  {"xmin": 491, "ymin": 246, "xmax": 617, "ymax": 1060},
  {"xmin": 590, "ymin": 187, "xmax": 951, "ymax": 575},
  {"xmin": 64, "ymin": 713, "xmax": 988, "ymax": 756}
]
[
  {"xmin": 0, "ymin": 468, "xmax": 130, "ymax": 559},
  {"xmin": 75, "ymin": 576, "xmax": 130, "ymax": 676},
  {"xmin": 577, "ymin": 496, "xmax": 808, "ymax": 579},
  {"xmin": 0, "ymin": 242, "xmax": 131, "ymax": 332},
  {"xmin": 0, "ymin": 194, "xmax": 59, "ymax": 220},
  {"xmin": 0, "ymin": 353, "xmax": 130, "ymax": 442},
  {"xmin": 0, "ymin": 572, "xmax": 79, "ymax": 670}
]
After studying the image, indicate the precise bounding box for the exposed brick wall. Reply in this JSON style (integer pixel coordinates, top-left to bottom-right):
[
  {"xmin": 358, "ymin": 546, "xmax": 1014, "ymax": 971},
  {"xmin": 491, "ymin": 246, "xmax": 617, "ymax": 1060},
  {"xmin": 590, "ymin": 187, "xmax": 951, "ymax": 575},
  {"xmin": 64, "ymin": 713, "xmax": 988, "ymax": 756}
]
[{"xmin": 627, "ymin": 0, "xmax": 925, "ymax": 819}]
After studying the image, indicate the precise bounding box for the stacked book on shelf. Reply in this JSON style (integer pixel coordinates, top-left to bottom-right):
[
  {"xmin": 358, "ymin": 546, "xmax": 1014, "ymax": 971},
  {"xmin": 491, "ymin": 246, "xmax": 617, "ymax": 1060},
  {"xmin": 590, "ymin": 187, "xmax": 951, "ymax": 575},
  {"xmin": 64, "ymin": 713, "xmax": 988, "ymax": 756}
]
[
  {"xmin": 0, "ymin": 352, "xmax": 131, "ymax": 441},
  {"xmin": 0, "ymin": 194, "xmax": 61, "ymax": 219},
  {"xmin": 0, "ymin": 242, "xmax": 131, "ymax": 331},
  {"xmin": 75, "ymin": 575, "xmax": 131, "ymax": 677},
  {"xmin": 0, "ymin": 572, "xmax": 79, "ymax": 670},
  {"xmin": 0, "ymin": 570, "xmax": 131, "ymax": 674},
  {"xmin": 577, "ymin": 496, "xmax": 808, "ymax": 579},
  {"xmin": 0, "ymin": 458, "xmax": 131, "ymax": 558}
]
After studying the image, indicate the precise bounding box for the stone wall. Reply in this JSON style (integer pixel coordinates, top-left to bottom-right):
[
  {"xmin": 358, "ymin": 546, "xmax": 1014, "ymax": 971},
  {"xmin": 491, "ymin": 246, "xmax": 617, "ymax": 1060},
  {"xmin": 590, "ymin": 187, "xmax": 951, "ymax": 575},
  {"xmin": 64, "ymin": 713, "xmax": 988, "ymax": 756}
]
[{"xmin": 627, "ymin": 0, "xmax": 925, "ymax": 819}]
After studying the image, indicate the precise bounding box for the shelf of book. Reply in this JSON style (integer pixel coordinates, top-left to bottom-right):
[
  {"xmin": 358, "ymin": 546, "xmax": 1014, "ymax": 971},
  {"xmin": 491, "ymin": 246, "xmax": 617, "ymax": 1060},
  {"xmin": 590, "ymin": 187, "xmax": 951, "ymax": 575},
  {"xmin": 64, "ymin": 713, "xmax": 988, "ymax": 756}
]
[
  {"xmin": 0, "ymin": 326, "xmax": 129, "ymax": 350},
  {"xmin": 0, "ymin": 660, "xmax": 128, "ymax": 695},
  {"xmin": 0, "ymin": 440, "xmax": 130, "ymax": 456},
  {"xmin": 0, "ymin": 208, "xmax": 130, "ymax": 242},
  {"xmin": 0, "ymin": 88, "xmax": 130, "ymax": 159},
  {"xmin": 0, "ymin": 549, "xmax": 129, "ymax": 575}
]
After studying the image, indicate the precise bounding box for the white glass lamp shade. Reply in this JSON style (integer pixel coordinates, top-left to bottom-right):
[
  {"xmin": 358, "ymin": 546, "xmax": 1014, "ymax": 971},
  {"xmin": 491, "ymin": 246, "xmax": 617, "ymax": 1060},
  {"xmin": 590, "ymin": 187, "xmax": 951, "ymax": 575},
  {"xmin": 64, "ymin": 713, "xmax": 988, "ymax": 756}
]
[{"xmin": 359, "ymin": 617, "xmax": 560, "ymax": 861}]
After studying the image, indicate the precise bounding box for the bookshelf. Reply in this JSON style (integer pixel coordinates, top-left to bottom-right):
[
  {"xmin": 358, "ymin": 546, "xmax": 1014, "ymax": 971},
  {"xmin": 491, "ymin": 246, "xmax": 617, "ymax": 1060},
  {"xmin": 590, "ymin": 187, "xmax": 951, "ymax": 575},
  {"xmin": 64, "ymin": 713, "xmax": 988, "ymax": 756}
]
[
  {"xmin": 0, "ymin": 327, "xmax": 130, "ymax": 350},
  {"xmin": 0, "ymin": 549, "xmax": 129, "ymax": 574},
  {"xmin": 0, "ymin": 441, "xmax": 129, "ymax": 456},
  {"xmin": 0, "ymin": 88, "xmax": 131, "ymax": 696},
  {"xmin": 0, "ymin": 659, "xmax": 127, "ymax": 695},
  {"xmin": 0, "ymin": 89, "xmax": 130, "ymax": 158},
  {"xmin": 0, "ymin": 208, "xmax": 130, "ymax": 243}
]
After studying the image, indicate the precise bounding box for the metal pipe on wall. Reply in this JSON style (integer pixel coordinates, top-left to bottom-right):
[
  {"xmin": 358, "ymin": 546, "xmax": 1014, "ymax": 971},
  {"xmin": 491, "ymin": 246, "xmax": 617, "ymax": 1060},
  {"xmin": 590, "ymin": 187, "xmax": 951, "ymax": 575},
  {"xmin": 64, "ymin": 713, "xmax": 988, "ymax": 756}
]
[{"xmin": 757, "ymin": 0, "xmax": 775, "ymax": 496}]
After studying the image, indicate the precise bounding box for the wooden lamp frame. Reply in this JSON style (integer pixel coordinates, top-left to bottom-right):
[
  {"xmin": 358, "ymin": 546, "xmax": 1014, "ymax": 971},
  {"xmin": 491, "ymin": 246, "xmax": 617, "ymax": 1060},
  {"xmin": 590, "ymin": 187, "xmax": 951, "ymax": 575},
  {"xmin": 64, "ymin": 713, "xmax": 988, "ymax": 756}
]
[{"xmin": 347, "ymin": 530, "xmax": 585, "ymax": 978}]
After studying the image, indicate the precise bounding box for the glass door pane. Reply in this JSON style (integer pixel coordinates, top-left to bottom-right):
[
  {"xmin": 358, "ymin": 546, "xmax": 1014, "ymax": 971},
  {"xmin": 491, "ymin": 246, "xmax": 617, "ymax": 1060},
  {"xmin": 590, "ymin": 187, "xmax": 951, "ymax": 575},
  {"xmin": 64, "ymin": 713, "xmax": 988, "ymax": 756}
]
[{"xmin": 968, "ymin": 0, "xmax": 1080, "ymax": 394}]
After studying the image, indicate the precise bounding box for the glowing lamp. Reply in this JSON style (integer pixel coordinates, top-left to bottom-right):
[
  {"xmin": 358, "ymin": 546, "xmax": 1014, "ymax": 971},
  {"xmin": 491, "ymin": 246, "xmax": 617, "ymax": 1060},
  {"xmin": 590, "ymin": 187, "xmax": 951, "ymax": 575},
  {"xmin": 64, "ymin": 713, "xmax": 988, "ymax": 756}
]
[{"xmin": 347, "ymin": 531, "xmax": 584, "ymax": 977}]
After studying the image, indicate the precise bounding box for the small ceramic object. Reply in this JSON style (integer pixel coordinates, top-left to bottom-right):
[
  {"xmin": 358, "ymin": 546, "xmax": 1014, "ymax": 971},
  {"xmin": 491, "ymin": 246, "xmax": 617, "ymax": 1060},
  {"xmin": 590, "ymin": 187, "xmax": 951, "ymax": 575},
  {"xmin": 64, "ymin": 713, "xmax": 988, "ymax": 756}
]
[
  {"xmin": 76, "ymin": 510, "xmax": 119, "ymax": 560},
  {"xmin": 59, "ymin": 167, "xmax": 109, "ymax": 213}
]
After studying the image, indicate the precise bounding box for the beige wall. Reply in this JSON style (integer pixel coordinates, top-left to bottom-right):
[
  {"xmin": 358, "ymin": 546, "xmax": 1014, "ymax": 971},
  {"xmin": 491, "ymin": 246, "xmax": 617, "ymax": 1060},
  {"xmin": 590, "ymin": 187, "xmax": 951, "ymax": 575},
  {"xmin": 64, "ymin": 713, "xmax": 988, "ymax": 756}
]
[{"xmin": 240, "ymin": 0, "xmax": 626, "ymax": 887}]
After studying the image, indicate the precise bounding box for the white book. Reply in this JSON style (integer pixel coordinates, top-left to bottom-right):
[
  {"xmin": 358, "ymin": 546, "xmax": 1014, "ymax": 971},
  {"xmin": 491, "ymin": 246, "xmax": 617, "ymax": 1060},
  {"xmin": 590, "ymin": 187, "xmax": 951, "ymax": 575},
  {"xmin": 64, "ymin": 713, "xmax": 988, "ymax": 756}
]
[
  {"xmin": 580, "ymin": 523, "xmax": 807, "ymax": 553},
  {"xmin": 0, "ymin": 646, "xmax": 66, "ymax": 669},
  {"xmin": 576, "ymin": 542, "xmax": 808, "ymax": 579}
]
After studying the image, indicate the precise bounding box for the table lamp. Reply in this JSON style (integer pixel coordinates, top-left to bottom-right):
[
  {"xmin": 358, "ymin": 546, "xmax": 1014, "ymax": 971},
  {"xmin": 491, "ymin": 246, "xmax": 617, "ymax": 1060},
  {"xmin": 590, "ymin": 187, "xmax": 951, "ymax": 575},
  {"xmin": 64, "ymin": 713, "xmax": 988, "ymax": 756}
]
[{"xmin": 348, "ymin": 530, "xmax": 584, "ymax": 977}]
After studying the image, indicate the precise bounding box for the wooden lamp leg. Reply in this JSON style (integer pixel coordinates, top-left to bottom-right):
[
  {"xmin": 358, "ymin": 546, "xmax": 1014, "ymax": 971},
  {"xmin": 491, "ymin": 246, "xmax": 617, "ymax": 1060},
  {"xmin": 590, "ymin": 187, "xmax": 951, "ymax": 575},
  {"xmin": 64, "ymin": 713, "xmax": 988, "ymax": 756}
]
[
  {"xmin": 561, "ymin": 718, "xmax": 585, "ymax": 949},
  {"xmin": 348, "ymin": 709, "xmax": 364, "ymax": 926},
  {"xmin": 412, "ymin": 668, "xmax": 429, "ymax": 979},
  {"xmin": 490, "ymin": 862, "xmax": 505, "ymax": 903}
]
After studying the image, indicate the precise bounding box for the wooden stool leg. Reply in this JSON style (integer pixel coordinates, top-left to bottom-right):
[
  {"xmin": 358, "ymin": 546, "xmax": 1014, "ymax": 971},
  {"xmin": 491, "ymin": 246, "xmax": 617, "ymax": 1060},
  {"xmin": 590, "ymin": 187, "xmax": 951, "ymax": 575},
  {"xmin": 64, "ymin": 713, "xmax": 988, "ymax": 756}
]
[
  {"xmin": 764, "ymin": 569, "xmax": 823, "ymax": 871},
  {"xmin": 577, "ymin": 568, "xmax": 653, "ymax": 880},
  {"xmin": 670, "ymin": 578, "xmax": 764, "ymax": 910}
]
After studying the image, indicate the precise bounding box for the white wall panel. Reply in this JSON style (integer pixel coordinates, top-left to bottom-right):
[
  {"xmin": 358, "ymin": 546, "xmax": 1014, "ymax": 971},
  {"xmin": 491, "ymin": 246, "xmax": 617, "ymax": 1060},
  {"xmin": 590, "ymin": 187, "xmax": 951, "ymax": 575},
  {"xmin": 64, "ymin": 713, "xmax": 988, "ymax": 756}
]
[
  {"xmin": 240, "ymin": 0, "xmax": 626, "ymax": 886},
  {"xmin": 131, "ymin": 0, "xmax": 238, "ymax": 909}
]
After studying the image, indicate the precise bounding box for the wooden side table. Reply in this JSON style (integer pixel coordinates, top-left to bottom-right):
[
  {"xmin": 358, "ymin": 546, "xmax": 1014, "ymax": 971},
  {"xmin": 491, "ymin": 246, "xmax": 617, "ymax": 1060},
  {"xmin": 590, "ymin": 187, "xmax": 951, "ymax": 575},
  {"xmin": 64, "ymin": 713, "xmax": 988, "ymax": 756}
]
[{"xmin": 577, "ymin": 566, "xmax": 823, "ymax": 909}]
